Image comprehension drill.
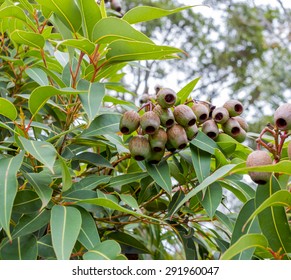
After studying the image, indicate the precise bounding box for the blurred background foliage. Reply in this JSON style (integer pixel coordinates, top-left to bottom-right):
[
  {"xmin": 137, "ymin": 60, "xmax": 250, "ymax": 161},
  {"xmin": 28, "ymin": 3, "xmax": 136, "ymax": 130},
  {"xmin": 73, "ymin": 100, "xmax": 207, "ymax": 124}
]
[{"xmin": 119, "ymin": 0, "xmax": 291, "ymax": 132}]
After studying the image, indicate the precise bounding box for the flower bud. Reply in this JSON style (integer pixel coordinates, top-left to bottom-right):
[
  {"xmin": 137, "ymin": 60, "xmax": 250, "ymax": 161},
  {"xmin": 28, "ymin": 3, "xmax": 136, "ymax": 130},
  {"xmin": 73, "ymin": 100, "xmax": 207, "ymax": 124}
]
[{"xmin": 246, "ymin": 150, "xmax": 273, "ymax": 185}]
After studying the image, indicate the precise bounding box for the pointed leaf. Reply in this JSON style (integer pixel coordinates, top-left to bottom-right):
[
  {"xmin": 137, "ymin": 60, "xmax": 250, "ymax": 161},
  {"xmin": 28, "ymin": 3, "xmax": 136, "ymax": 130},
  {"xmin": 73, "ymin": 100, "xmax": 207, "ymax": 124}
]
[
  {"xmin": 58, "ymin": 156, "xmax": 73, "ymax": 192},
  {"xmin": 145, "ymin": 161, "xmax": 172, "ymax": 195},
  {"xmin": 12, "ymin": 209, "xmax": 50, "ymax": 239},
  {"xmin": 92, "ymin": 17, "xmax": 153, "ymax": 44},
  {"xmin": 77, "ymin": 80, "xmax": 106, "ymax": 123},
  {"xmin": 172, "ymin": 164, "xmax": 237, "ymax": 215},
  {"xmin": 106, "ymin": 40, "xmax": 183, "ymax": 63},
  {"xmin": 190, "ymin": 144, "xmax": 211, "ymax": 183},
  {"xmin": 190, "ymin": 131, "xmax": 219, "ymax": 155},
  {"xmin": 81, "ymin": 113, "xmax": 121, "ymax": 136},
  {"xmin": 13, "ymin": 190, "xmax": 42, "ymax": 214},
  {"xmin": 37, "ymin": 0, "xmax": 81, "ymax": 33},
  {"xmin": 123, "ymin": 5, "xmax": 195, "ymax": 24},
  {"xmin": 221, "ymin": 234, "xmax": 268, "ymax": 260},
  {"xmin": 25, "ymin": 68, "xmax": 49, "ymax": 86},
  {"xmin": 0, "ymin": 152, "xmax": 24, "ymax": 239},
  {"xmin": 24, "ymin": 172, "xmax": 53, "ymax": 209},
  {"xmin": 0, "ymin": 97, "xmax": 17, "ymax": 120},
  {"xmin": 19, "ymin": 137, "xmax": 57, "ymax": 172},
  {"xmin": 0, "ymin": 235, "xmax": 37, "ymax": 260},
  {"xmin": 77, "ymin": 207, "xmax": 100, "ymax": 250},
  {"xmin": 73, "ymin": 152, "xmax": 112, "ymax": 168},
  {"xmin": 28, "ymin": 86, "xmax": 86, "ymax": 116},
  {"xmin": 83, "ymin": 240, "xmax": 122, "ymax": 260},
  {"xmin": 177, "ymin": 77, "xmax": 200, "ymax": 104},
  {"xmin": 108, "ymin": 172, "xmax": 148, "ymax": 188},
  {"xmin": 76, "ymin": 0, "xmax": 102, "ymax": 40},
  {"xmin": 50, "ymin": 205, "xmax": 82, "ymax": 260},
  {"xmin": 57, "ymin": 38, "xmax": 95, "ymax": 55},
  {"xmin": 11, "ymin": 30, "xmax": 45, "ymax": 49}
]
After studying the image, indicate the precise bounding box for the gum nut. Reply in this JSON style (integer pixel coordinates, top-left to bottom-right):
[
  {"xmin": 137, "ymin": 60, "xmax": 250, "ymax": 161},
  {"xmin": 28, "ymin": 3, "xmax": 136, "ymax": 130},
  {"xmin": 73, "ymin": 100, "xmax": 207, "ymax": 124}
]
[
  {"xmin": 147, "ymin": 149, "xmax": 165, "ymax": 165},
  {"xmin": 212, "ymin": 107, "xmax": 229, "ymax": 124},
  {"xmin": 274, "ymin": 103, "xmax": 291, "ymax": 131},
  {"xmin": 140, "ymin": 111, "xmax": 160, "ymax": 135},
  {"xmin": 192, "ymin": 103, "xmax": 209, "ymax": 124},
  {"xmin": 233, "ymin": 116, "xmax": 249, "ymax": 132},
  {"xmin": 232, "ymin": 128, "xmax": 247, "ymax": 143},
  {"xmin": 222, "ymin": 117, "xmax": 241, "ymax": 137},
  {"xmin": 185, "ymin": 124, "xmax": 198, "ymax": 140},
  {"xmin": 119, "ymin": 110, "xmax": 140, "ymax": 134},
  {"xmin": 167, "ymin": 124, "xmax": 188, "ymax": 150},
  {"xmin": 288, "ymin": 141, "xmax": 291, "ymax": 160},
  {"xmin": 174, "ymin": 104, "xmax": 197, "ymax": 127},
  {"xmin": 153, "ymin": 105, "xmax": 175, "ymax": 128},
  {"xmin": 129, "ymin": 135, "xmax": 151, "ymax": 161},
  {"xmin": 202, "ymin": 119, "xmax": 219, "ymax": 140},
  {"xmin": 223, "ymin": 100, "xmax": 244, "ymax": 117},
  {"xmin": 156, "ymin": 88, "xmax": 177, "ymax": 108},
  {"xmin": 149, "ymin": 128, "xmax": 168, "ymax": 152}
]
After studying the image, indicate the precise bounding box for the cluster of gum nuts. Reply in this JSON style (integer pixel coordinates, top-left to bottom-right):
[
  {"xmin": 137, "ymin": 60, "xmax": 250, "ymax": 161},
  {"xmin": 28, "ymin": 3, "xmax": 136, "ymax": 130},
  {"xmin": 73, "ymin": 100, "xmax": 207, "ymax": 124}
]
[
  {"xmin": 119, "ymin": 86, "xmax": 248, "ymax": 165},
  {"xmin": 246, "ymin": 103, "xmax": 291, "ymax": 185}
]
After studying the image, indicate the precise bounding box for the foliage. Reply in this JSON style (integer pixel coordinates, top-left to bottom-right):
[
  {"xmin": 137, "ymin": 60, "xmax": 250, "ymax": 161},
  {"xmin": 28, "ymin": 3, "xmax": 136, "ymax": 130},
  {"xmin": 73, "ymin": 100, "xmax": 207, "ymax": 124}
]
[{"xmin": 0, "ymin": 0, "xmax": 290, "ymax": 260}]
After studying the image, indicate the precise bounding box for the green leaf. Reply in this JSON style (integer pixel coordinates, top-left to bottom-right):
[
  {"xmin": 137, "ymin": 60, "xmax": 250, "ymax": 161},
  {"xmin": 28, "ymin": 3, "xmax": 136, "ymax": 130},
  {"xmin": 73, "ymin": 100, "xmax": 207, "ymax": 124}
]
[
  {"xmin": 81, "ymin": 113, "xmax": 121, "ymax": 136},
  {"xmin": 108, "ymin": 172, "xmax": 148, "ymax": 188},
  {"xmin": 107, "ymin": 232, "xmax": 150, "ymax": 254},
  {"xmin": 83, "ymin": 240, "xmax": 122, "ymax": 260},
  {"xmin": 50, "ymin": 205, "xmax": 82, "ymax": 260},
  {"xmin": 172, "ymin": 164, "xmax": 237, "ymax": 215},
  {"xmin": 25, "ymin": 68, "xmax": 49, "ymax": 86},
  {"xmin": 123, "ymin": 5, "xmax": 195, "ymax": 24},
  {"xmin": 0, "ymin": 97, "xmax": 17, "ymax": 120},
  {"xmin": 73, "ymin": 152, "xmax": 112, "ymax": 168},
  {"xmin": 167, "ymin": 190, "xmax": 185, "ymax": 218},
  {"xmin": 72, "ymin": 175, "xmax": 111, "ymax": 190},
  {"xmin": 77, "ymin": 80, "xmax": 106, "ymax": 123},
  {"xmin": 190, "ymin": 131, "xmax": 219, "ymax": 155},
  {"xmin": 11, "ymin": 30, "xmax": 45, "ymax": 49},
  {"xmin": 231, "ymin": 199, "xmax": 260, "ymax": 260},
  {"xmin": 119, "ymin": 194, "xmax": 140, "ymax": 211},
  {"xmin": 23, "ymin": 172, "xmax": 53, "ymax": 209},
  {"xmin": 198, "ymin": 182, "xmax": 222, "ymax": 218},
  {"xmin": 57, "ymin": 38, "xmax": 95, "ymax": 55},
  {"xmin": 0, "ymin": 152, "xmax": 24, "ymax": 239},
  {"xmin": 190, "ymin": 144, "xmax": 211, "ymax": 183},
  {"xmin": 220, "ymin": 234, "xmax": 268, "ymax": 260},
  {"xmin": 76, "ymin": 0, "xmax": 102, "ymax": 40},
  {"xmin": 106, "ymin": 40, "xmax": 183, "ymax": 63},
  {"xmin": 0, "ymin": 235, "xmax": 37, "ymax": 260},
  {"xmin": 12, "ymin": 209, "xmax": 50, "ymax": 239},
  {"xmin": 13, "ymin": 190, "xmax": 42, "ymax": 214},
  {"xmin": 78, "ymin": 197, "xmax": 157, "ymax": 222},
  {"xmin": 28, "ymin": 86, "xmax": 85, "ymax": 116},
  {"xmin": 177, "ymin": 77, "xmax": 200, "ymax": 104},
  {"xmin": 38, "ymin": 234, "xmax": 56, "ymax": 259},
  {"xmin": 58, "ymin": 156, "xmax": 73, "ymax": 192},
  {"xmin": 19, "ymin": 136, "xmax": 57, "ymax": 172},
  {"xmin": 0, "ymin": 6, "xmax": 29, "ymax": 25},
  {"xmin": 37, "ymin": 0, "xmax": 81, "ymax": 33},
  {"xmin": 77, "ymin": 207, "xmax": 100, "ymax": 250},
  {"xmin": 145, "ymin": 161, "xmax": 172, "ymax": 195},
  {"xmin": 92, "ymin": 17, "xmax": 153, "ymax": 44},
  {"xmin": 215, "ymin": 211, "xmax": 235, "ymax": 233}
]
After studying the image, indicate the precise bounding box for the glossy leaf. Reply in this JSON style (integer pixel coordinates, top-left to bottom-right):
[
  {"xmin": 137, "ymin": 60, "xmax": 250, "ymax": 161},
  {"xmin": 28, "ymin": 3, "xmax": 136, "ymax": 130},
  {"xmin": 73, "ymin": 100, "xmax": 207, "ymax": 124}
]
[
  {"xmin": 77, "ymin": 80, "xmax": 106, "ymax": 123},
  {"xmin": 108, "ymin": 172, "xmax": 148, "ymax": 188},
  {"xmin": 11, "ymin": 30, "xmax": 45, "ymax": 49},
  {"xmin": 37, "ymin": 0, "xmax": 82, "ymax": 33},
  {"xmin": 108, "ymin": 232, "xmax": 150, "ymax": 254},
  {"xmin": 0, "ymin": 98, "xmax": 17, "ymax": 120},
  {"xmin": 119, "ymin": 194, "xmax": 140, "ymax": 211},
  {"xmin": 190, "ymin": 144, "xmax": 211, "ymax": 183},
  {"xmin": 172, "ymin": 164, "xmax": 237, "ymax": 214},
  {"xmin": 37, "ymin": 234, "xmax": 56, "ymax": 259},
  {"xmin": 12, "ymin": 209, "xmax": 50, "ymax": 239},
  {"xmin": 177, "ymin": 77, "xmax": 200, "ymax": 104},
  {"xmin": 72, "ymin": 175, "xmax": 111, "ymax": 191},
  {"xmin": 198, "ymin": 182, "xmax": 222, "ymax": 218},
  {"xmin": 0, "ymin": 152, "xmax": 24, "ymax": 239},
  {"xmin": 231, "ymin": 199, "xmax": 260, "ymax": 259},
  {"xmin": 13, "ymin": 190, "xmax": 42, "ymax": 214},
  {"xmin": 0, "ymin": 6, "xmax": 29, "ymax": 25},
  {"xmin": 28, "ymin": 86, "xmax": 85, "ymax": 116},
  {"xmin": 92, "ymin": 17, "xmax": 153, "ymax": 44},
  {"xmin": 50, "ymin": 205, "xmax": 82, "ymax": 260},
  {"xmin": 83, "ymin": 240, "xmax": 122, "ymax": 260},
  {"xmin": 221, "ymin": 234, "xmax": 268, "ymax": 260},
  {"xmin": 106, "ymin": 40, "xmax": 183, "ymax": 63},
  {"xmin": 123, "ymin": 5, "xmax": 195, "ymax": 24},
  {"xmin": 145, "ymin": 161, "xmax": 172, "ymax": 194},
  {"xmin": 58, "ymin": 156, "xmax": 73, "ymax": 192},
  {"xmin": 24, "ymin": 172, "xmax": 53, "ymax": 209},
  {"xmin": 25, "ymin": 68, "xmax": 49, "ymax": 86},
  {"xmin": 0, "ymin": 235, "xmax": 37, "ymax": 260},
  {"xmin": 77, "ymin": 207, "xmax": 100, "ymax": 250},
  {"xmin": 19, "ymin": 136, "xmax": 57, "ymax": 173},
  {"xmin": 57, "ymin": 38, "xmax": 95, "ymax": 55},
  {"xmin": 81, "ymin": 113, "xmax": 121, "ymax": 136},
  {"xmin": 190, "ymin": 131, "xmax": 219, "ymax": 155},
  {"xmin": 76, "ymin": 0, "xmax": 102, "ymax": 40},
  {"xmin": 73, "ymin": 152, "xmax": 112, "ymax": 168}
]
